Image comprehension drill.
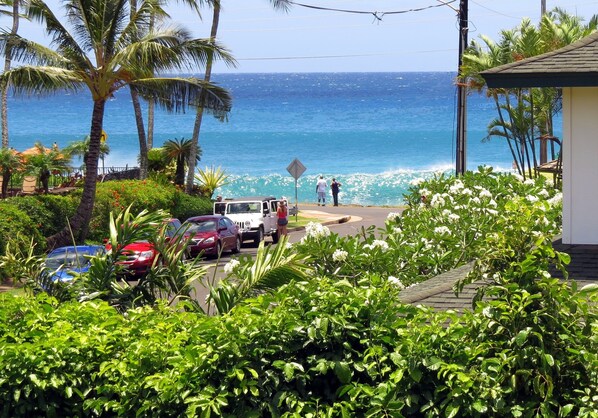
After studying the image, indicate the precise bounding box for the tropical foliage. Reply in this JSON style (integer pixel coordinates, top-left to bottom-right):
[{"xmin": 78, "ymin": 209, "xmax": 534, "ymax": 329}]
[
  {"xmin": 194, "ymin": 164, "xmax": 229, "ymax": 198},
  {"xmin": 0, "ymin": 170, "xmax": 596, "ymax": 416},
  {"xmin": 0, "ymin": 145, "xmax": 20, "ymax": 197},
  {"xmin": 461, "ymin": 8, "xmax": 598, "ymax": 179},
  {"xmin": 22, "ymin": 142, "xmax": 70, "ymax": 192},
  {"xmin": 163, "ymin": 137, "xmax": 201, "ymax": 186},
  {"xmin": 0, "ymin": 0, "xmax": 234, "ymax": 247}
]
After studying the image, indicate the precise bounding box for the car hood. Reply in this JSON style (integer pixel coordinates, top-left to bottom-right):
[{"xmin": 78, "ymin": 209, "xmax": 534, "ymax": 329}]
[{"xmin": 187, "ymin": 231, "xmax": 218, "ymax": 240}]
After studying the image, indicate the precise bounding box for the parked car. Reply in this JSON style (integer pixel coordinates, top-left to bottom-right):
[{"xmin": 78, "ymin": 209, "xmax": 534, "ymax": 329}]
[
  {"xmin": 183, "ymin": 215, "xmax": 241, "ymax": 258},
  {"xmin": 107, "ymin": 218, "xmax": 183, "ymax": 278},
  {"xmin": 214, "ymin": 196, "xmax": 289, "ymax": 245},
  {"xmin": 44, "ymin": 245, "xmax": 106, "ymax": 282}
]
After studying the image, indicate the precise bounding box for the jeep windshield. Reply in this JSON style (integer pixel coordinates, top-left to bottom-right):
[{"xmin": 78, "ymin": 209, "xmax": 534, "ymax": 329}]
[{"xmin": 227, "ymin": 202, "xmax": 261, "ymax": 214}]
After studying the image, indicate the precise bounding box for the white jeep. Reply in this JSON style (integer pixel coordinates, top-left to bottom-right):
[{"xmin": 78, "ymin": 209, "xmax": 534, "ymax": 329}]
[{"xmin": 214, "ymin": 196, "xmax": 288, "ymax": 245}]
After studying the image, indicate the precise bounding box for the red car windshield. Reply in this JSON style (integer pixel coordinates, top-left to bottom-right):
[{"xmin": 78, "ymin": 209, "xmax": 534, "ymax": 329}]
[{"xmin": 187, "ymin": 220, "xmax": 217, "ymax": 233}]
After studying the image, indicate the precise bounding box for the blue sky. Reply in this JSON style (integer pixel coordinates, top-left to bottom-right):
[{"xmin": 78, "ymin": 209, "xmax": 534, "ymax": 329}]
[{"xmin": 14, "ymin": 0, "xmax": 598, "ymax": 73}]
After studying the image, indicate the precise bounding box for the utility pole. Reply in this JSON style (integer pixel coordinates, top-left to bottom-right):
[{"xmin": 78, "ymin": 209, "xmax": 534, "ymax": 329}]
[
  {"xmin": 455, "ymin": 0, "xmax": 468, "ymax": 175},
  {"xmin": 541, "ymin": 0, "xmax": 546, "ymax": 16}
]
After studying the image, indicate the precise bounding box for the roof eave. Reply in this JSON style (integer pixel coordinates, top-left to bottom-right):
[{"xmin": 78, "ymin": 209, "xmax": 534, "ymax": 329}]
[{"xmin": 482, "ymin": 72, "xmax": 598, "ymax": 88}]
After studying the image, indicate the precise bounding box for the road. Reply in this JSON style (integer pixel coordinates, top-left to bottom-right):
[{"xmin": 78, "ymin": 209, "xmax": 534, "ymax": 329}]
[{"xmin": 193, "ymin": 204, "xmax": 405, "ymax": 310}]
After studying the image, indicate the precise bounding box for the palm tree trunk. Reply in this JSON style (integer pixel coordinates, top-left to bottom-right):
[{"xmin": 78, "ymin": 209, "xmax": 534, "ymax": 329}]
[
  {"xmin": 47, "ymin": 99, "xmax": 105, "ymax": 249},
  {"xmin": 147, "ymin": 99, "xmax": 154, "ymax": 149},
  {"xmin": 131, "ymin": 87, "xmax": 148, "ymax": 179},
  {"xmin": 185, "ymin": 2, "xmax": 220, "ymax": 194},
  {"xmin": 1, "ymin": 0, "xmax": 19, "ymax": 148}
]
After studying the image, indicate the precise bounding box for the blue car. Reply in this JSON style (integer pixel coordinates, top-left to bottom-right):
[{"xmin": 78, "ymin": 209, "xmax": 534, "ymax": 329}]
[{"xmin": 45, "ymin": 245, "xmax": 105, "ymax": 282}]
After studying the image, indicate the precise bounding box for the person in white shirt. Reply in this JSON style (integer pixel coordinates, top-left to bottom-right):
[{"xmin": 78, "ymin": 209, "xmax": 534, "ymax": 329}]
[{"xmin": 315, "ymin": 175, "xmax": 328, "ymax": 206}]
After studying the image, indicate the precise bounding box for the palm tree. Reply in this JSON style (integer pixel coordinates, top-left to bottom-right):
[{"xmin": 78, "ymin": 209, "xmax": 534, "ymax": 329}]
[
  {"xmin": 1, "ymin": 0, "xmax": 28, "ymax": 148},
  {"xmin": 23, "ymin": 142, "xmax": 70, "ymax": 193},
  {"xmin": 0, "ymin": 0, "xmax": 234, "ymax": 247},
  {"xmin": 0, "ymin": 145, "xmax": 20, "ymax": 197},
  {"xmin": 163, "ymin": 137, "xmax": 200, "ymax": 186},
  {"xmin": 461, "ymin": 10, "xmax": 597, "ymax": 178},
  {"xmin": 184, "ymin": 0, "xmax": 289, "ymax": 193},
  {"xmin": 62, "ymin": 135, "xmax": 110, "ymax": 169}
]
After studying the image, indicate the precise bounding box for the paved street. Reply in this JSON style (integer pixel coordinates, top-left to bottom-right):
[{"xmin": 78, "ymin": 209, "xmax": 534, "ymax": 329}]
[{"xmin": 192, "ymin": 204, "xmax": 405, "ymax": 311}]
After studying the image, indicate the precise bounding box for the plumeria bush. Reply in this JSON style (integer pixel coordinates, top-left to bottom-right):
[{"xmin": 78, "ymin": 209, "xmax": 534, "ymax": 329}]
[
  {"xmin": 294, "ymin": 166, "xmax": 562, "ymax": 289},
  {"xmin": 0, "ymin": 168, "xmax": 596, "ymax": 417}
]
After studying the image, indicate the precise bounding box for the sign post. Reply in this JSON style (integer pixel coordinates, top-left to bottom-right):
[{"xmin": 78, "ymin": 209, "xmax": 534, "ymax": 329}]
[{"xmin": 286, "ymin": 158, "xmax": 306, "ymax": 221}]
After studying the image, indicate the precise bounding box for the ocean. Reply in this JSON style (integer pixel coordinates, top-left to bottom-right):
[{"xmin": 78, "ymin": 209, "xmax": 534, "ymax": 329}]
[{"xmin": 7, "ymin": 72, "xmax": 530, "ymax": 206}]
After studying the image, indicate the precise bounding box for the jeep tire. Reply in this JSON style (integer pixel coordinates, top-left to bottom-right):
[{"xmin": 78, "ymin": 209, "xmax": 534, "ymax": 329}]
[{"xmin": 254, "ymin": 227, "xmax": 264, "ymax": 246}]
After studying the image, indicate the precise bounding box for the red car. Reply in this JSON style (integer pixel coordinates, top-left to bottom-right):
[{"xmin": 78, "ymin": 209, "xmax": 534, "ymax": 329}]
[
  {"xmin": 184, "ymin": 215, "xmax": 241, "ymax": 258},
  {"xmin": 107, "ymin": 218, "xmax": 183, "ymax": 278}
]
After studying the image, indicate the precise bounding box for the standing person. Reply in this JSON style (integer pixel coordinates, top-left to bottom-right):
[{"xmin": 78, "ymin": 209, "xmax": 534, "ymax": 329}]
[
  {"xmin": 315, "ymin": 175, "xmax": 328, "ymax": 206},
  {"xmin": 330, "ymin": 177, "xmax": 342, "ymax": 206},
  {"xmin": 276, "ymin": 200, "xmax": 288, "ymax": 237}
]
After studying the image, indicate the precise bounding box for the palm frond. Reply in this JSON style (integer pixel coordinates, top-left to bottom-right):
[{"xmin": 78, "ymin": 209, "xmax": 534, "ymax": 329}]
[
  {"xmin": 28, "ymin": 0, "xmax": 90, "ymax": 69},
  {"xmin": 209, "ymin": 237, "xmax": 310, "ymax": 314},
  {"xmin": 129, "ymin": 76, "xmax": 231, "ymax": 116},
  {"xmin": 0, "ymin": 66, "xmax": 83, "ymax": 96},
  {"xmin": 0, "ymin": 33, "xmax": 70, "ymax": 67}
]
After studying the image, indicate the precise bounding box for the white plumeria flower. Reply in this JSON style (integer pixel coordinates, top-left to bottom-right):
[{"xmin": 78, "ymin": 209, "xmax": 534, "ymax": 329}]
[
  {"xmin": 410, "ymin": 177, "xmax": 425, "ymax": 186},
  {"xmin": 388, "ymin": 276, "xmax": 405, "ymax": 289},
  {"xmin": 430, "ymin": 194, "xmax": 445, "ymax": 207},
  {"xmin": 461, "ymin": 187, "xmax": 473, "ymax": 196},
  {"xmin": 332, "ymin": 249, "xmax": 348, "ymax": 262},
  {"xmin": 393, "ymin": 227, "xmax": 403, "ymax": 234},
  {"xmin": 448, "ymin": 213, "xmax": 460, "ymax": 222},
  {"xmin": 523, "ymin": 178, "xmax": 535, "ymax": 185},
  {"xmin": 223, "ymin": 259, "xmax": 240, "ymax": 274},
  {"xmin": 485, "ymin": 208, "xmax": 499, "ymax": 216},
  {"xmin": 538, "ymin": 189, "xmax": 549, "ymax": 197},
  {"xmin": 419, "ymin": 188, "xmax": 431, "ymax": 197},
  {"xmin": 386, "ymin": 212, "xmax": 401, "ymax": 221},
  {"xmin": 548, "ymin": 193, "xmax": 562, "ymax": 206},
  {"xmin": 470, "ymin": 196, "xmax": 481, "ymax": 205},
  {"xmin": 479, "ymin": 189, "xmax": 492, "ymax": 199},
  {"xmin": 371, "ymin": 240, "xmax": 390, "ymax": 251},
  {"xmin": 527, "ymin": 195, "xmax": 539, "ymax": 203},
  {"xmin": 304, "ymin": 222, "xmax": 331, "ymax": 239},
  {"xmin": 488, "ymin": 199, "xmax": 498, "ymax": 208},
  {"xmin": 434, "ymin": 226, "xmax": 452, "ymax": 236}
]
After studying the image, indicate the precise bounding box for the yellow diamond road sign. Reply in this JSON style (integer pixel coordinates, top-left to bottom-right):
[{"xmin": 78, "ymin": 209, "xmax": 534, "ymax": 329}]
[{"xmin": 287, "ymin": 158, "xmax": 306, "ymax": 180}]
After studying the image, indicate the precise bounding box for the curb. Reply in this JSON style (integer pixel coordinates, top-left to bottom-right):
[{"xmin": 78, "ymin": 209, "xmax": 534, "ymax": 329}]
[{"xmin": 287, "ymin": 215, "xmax": 351, "ymax": 233}]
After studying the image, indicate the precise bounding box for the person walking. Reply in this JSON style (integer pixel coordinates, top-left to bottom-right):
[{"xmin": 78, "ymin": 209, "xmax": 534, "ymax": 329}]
[
  {"xmin": 330, "ymin": 178, "xmax": 342, "ymax": 206},
  {"xmin": 315, "ymin": 175, "xmax": 328, "ymax": 206},
  {"xmin": 276, "ymin": 200, "xmax": 288, "ymax": 237}
]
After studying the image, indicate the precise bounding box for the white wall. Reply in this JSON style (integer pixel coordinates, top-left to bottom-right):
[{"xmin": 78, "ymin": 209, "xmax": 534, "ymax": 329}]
[{"xmin": 562, "ymin": 87, "xmax": 598, "ymax": 244}]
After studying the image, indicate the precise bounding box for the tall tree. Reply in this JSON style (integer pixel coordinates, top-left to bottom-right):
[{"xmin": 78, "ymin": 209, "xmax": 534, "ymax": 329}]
[
  {"xmin": 0, "ymin": 0, "xmax": 26, "ymax": 148},
  {"xmin": 461, "ymin": 10, "xmax": 597, "ymax": 178},
  {"xmin": 184, "ymin": 0, "xmax": 289, "ymax": 193},
  {"xmin": 0, "ymin": 0, "xmax": 234, "ymax": 247},
  {"xmin": 163, "ymin": 137, "xmax": 200, "ymax": 186},
  {"xmin": 0, "ymin": 145, "xmax": 20, "ymax": 197},
  {"xmin": 23, "ymin": 141, "xmax": 70, "ymax": 193}
]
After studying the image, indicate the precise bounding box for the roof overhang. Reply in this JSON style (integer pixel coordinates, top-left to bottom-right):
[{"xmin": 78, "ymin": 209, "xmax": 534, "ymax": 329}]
[
  {"xmin": 483, "ymin": 72, "xmax": 598, "ymax": 88},
  {"xmin": 480, "ymin": 30, "xmax": 598, "ymax": 89}
]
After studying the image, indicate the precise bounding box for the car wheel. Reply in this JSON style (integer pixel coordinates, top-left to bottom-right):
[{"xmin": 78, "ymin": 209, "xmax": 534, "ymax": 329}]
[
  {"xmin": 232, "ymin": 236, "xmax": 241, "ymax": 253},
  {"xmin": 253, "ymin": 227, "xmax": 264, "ymax": 246}
]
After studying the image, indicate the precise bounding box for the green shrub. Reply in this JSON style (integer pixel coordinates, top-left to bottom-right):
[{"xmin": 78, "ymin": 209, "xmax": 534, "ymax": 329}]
[
  {"xmin": 88, "ymin": 180, "xmax": 177, "ymax": 241},
  {"xmin": 0, "ymin": 202, "xmax": 45, "ymax": 259},
  {"xmin": 171, "ymin": 191, "xmax": 213, "ymax": 221},
  {"xmin": 4, "ymin": 195, "xmax": 77, "ymax": 237}
]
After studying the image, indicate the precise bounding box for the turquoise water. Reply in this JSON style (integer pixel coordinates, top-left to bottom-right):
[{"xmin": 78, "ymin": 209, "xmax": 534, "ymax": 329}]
[{"xmin": 7, "ymin": 72, "xmax": 527, "ymax": 205}]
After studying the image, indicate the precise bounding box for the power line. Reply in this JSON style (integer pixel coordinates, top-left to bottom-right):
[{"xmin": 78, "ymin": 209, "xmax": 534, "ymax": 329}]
[
  {"xmin": 282, "ymin": 0, "xmax": 458, "ymax": 22},
  {"xmin": 236, "ymin": 48, "xmax": 455, "ymax": 62}
]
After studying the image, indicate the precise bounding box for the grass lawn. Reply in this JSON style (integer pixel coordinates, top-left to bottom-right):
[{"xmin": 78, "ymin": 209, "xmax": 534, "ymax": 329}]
[{"xmin": 287, "ymin": 213, "xmax": 321, "ymax": 229}]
